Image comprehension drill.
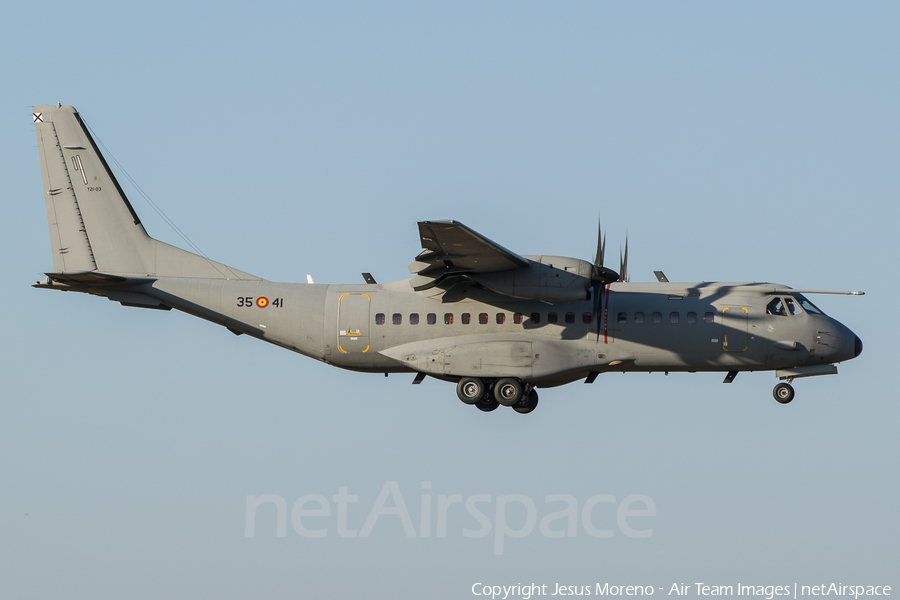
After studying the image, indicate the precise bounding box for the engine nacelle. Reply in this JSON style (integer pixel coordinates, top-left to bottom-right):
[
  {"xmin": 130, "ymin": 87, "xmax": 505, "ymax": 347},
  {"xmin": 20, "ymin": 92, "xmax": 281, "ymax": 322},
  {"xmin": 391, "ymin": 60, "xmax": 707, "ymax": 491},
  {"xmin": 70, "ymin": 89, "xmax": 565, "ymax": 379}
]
[{"xmin": 469, "ymin": 255, "xmax": 594, "ymax": 302}]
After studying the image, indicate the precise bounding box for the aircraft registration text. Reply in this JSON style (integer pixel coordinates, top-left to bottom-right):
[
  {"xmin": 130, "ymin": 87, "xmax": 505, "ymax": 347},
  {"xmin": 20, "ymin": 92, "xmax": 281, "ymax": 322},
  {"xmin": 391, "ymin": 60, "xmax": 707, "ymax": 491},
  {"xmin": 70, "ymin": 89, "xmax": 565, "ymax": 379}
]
[{"xmin": 236, "ymin": 296, "xmax": 283, "ymax": 308}]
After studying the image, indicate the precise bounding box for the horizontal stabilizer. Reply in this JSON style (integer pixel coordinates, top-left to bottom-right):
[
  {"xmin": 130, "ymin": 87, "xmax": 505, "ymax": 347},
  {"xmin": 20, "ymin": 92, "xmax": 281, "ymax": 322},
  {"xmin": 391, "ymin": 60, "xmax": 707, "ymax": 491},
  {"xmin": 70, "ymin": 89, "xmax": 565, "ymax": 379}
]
[{"xmin": 41, "ymin": 271, "xmax": 132, "ymax": 286}]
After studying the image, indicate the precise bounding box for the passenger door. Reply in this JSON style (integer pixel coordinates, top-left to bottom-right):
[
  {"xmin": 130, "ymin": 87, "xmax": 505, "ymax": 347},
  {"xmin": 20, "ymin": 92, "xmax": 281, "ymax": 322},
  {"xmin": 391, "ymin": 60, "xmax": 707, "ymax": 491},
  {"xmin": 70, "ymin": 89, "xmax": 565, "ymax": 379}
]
[
  {"xmin": 337, "ymin": 293, "xmax": 371, "ymax": 354},
  {"xmin": 721, "ymin": 306, "xmax": 749, "ymax": 352}
]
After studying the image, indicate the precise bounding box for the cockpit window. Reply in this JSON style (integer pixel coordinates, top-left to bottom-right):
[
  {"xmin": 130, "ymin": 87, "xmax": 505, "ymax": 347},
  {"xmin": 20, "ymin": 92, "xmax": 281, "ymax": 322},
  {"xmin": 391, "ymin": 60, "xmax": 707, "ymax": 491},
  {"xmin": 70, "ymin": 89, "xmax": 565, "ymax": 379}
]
[
  {"xmin": 766, "ymin": 298, "xmax": 786, "ymax": 316},
  {"xmin": 795, "ymin": 294, "xmax": 825, "ymax": 315},
  {"xmin": 785, "ymin": 298, "xmax": 802, "ymax": 316}
]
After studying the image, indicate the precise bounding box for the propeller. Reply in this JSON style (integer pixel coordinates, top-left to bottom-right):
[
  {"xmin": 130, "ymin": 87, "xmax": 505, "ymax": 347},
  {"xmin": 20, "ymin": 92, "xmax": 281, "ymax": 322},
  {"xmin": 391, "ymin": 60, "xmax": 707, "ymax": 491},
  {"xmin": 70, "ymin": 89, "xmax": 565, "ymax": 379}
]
[{"xmin": 590, "ymin": 220, "xmax": 620, "ymax": 341}]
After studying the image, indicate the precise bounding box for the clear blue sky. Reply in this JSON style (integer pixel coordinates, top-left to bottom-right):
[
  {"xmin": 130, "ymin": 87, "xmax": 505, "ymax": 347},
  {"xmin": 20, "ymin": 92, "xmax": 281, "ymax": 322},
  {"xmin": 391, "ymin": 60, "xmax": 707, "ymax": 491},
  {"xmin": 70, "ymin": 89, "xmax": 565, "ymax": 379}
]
[{"xmin": 2, "ymin": 2, "xmax": 898, "ymax": 598}]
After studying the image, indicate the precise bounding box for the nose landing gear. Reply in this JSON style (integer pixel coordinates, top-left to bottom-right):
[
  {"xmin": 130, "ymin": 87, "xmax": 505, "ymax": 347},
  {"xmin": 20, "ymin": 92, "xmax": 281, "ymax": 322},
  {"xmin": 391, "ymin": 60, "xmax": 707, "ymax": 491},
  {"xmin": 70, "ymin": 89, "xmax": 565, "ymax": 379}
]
[{"xmin": 773, "ymin": 382, "xmax": 795, "ymax": 404}]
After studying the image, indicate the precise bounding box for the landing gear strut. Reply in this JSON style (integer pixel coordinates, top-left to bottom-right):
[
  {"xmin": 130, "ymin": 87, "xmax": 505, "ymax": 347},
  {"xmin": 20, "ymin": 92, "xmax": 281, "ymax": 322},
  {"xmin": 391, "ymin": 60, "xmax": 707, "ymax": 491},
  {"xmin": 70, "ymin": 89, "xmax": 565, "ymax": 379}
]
[{"xmin": 773, "ymin": 382, "xmax": 795, "ymax": 404}]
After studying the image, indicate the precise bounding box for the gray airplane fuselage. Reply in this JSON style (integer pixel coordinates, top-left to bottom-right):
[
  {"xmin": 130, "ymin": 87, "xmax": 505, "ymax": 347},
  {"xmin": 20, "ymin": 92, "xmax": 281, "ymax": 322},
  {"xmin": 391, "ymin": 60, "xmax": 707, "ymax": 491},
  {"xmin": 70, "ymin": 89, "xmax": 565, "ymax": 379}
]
[{"xmin": 141, "ymin": 275, "xmax": 860, "ymax": 388}]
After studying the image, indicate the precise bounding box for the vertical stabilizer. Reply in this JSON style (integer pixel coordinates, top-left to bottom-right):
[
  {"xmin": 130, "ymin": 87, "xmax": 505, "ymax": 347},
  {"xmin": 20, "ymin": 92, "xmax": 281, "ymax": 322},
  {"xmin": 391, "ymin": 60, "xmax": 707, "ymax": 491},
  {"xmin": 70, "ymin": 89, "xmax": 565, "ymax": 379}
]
[{"xmin": 33, "ymin": 106, "xmax": 260, "ymax": 281}]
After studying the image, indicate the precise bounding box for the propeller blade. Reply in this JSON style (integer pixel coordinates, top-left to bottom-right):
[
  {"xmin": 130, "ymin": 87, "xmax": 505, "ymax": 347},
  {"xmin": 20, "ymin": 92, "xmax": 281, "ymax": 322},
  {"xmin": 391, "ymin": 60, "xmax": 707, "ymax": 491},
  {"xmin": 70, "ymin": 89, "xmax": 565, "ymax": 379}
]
[
  {"xmin": 619, "ymin": 235, "xmax": 629, "ymax": 283},
  {"xmin": 590, "ymin": 222, "xmax": 618, "ymax": 285},
  {"xmin": 589, "ymin": 220, "xmax": 617, "ymax": 341},
  {"xmin": 594, "ymin": 220, "xmax": 606, "ymax": 268}
]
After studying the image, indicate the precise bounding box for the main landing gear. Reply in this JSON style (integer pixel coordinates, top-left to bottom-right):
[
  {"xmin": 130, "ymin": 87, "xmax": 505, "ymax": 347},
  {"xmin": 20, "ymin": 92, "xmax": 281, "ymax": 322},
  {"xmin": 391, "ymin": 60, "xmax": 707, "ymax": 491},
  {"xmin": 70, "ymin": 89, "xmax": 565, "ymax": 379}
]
[{"xmin": 456, "ymin": 377, "xmax": 538, "ymax": 414}]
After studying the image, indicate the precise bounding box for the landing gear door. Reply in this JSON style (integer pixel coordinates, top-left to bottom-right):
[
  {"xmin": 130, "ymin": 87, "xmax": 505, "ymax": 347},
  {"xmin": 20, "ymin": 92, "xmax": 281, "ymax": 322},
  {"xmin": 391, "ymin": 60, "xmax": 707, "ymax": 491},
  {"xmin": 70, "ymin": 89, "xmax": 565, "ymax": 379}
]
[
  {"xmin": 721, "ymin": 306, "xmax": 749, "ymax": 352},
  {"xmin": 338, "ymin": 293, "xmax": 371, "ymax": 354}
]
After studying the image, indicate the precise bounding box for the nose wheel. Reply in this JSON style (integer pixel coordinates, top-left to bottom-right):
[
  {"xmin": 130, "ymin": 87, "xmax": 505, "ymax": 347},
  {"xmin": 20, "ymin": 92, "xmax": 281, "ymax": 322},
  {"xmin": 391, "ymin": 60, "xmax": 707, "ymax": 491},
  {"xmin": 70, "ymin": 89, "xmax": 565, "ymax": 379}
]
[{"xmin": 773, "ymin": 382, "xmax": 795, "ymax": 404}]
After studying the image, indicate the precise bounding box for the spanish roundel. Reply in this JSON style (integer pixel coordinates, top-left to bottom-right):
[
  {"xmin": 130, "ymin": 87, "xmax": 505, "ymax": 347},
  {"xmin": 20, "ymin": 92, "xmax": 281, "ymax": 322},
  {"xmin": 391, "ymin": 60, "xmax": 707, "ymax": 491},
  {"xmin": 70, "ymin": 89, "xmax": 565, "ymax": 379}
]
[{"xmin": 256, "ymin": 296, "xmax": 269, "ymax": 308}]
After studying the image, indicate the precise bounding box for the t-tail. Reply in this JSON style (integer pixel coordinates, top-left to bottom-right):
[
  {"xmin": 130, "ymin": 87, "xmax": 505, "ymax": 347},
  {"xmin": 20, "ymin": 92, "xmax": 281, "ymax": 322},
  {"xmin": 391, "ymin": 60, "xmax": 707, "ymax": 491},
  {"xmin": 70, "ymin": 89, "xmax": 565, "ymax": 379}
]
[{"xmin": 32, "ymin": 105, "xmax": 259, "ymax": 287}]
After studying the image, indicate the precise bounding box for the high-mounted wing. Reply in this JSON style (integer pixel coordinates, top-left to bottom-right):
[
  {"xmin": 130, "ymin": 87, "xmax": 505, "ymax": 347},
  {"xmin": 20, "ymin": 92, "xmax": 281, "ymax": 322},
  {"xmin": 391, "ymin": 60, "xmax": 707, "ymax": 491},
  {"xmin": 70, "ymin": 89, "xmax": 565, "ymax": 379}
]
[
  {"xmin": 414, "ymin": 220, "xmax": 529, "ymax": 272},
  {"xmin": 408, "ymin": 221, "xmax": 530, "ymax": 290},
  {"xmin": 408, "ymin": 220, "xmax": 605, "ymax": 303}
]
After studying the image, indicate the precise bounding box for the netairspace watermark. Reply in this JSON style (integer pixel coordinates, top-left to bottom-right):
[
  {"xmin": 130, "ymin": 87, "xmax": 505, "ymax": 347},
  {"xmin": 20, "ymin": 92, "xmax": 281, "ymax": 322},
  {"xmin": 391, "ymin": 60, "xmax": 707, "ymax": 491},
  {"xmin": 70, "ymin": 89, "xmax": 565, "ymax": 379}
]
[
  {"xmin": 469, "ymin": 583, "xmax": 892, "ymax": 599},
  {"xmin": 244, "ymin": 481, "xmax": 656, "ymax": 555}
]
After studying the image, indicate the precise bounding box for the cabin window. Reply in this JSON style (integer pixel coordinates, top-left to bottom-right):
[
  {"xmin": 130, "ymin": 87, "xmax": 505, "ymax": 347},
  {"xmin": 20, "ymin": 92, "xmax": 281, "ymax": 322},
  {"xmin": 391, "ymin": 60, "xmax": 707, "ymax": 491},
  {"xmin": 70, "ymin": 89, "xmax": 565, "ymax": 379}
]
[
  {"xmin": 392, "ymin": 313, "xmax": 402, "ymax": 325},
  {"xmin": 704, "ymin": 312, "xmax": 714, "ymax": 323},
  {"xmin": 617, "ymin": 312, "xmax": 627, "ymax": 324},
  {"xmin": 375, "ymin": 313, "xmax": 385, "ymax": 325},
  {"xmin": 786, "ymin": 298, "xmax": 803, "ymax": 316},
  {"xmin": 652, "ymin": 312, "xmax": 662, "ymax": 324},
  {"xmin": 461, "ymin": 313, "xmax": 471, "ymax": 324},
  {"xmin": 634, "ymin": 312, "xmax": 644, "ymax": 324},
  {"xmin": 427, "ymin": 313, "xmax": 436, "ymax": 325},
  {"xmin": 444, "ymin": 313, "xmax": 454, "ymax": 325},
  {"xmin": 687, "ymin": 311, "xmax": 697, "ymax": 324},
  {"xmin": 583, "ymin": 312, "xmax": 593, "ymax": 324},
  {"xmin": 548, "ymin": 312, "xmax": 558, "ymax": 324},
  {"xmin": 514, "ymin": 313, "xmax": 524, "ymax": 324},
  {"xmin": 496, "ymin": 313, "xmax": 506, "ymax": 324},
  {"xmin": 531, "ymin": 312, "xmax": 541, "ymax": 324},
  {"xmin": 669, "ymin": 312, "xmax": 679, "ymax": 324},
  {"xmin": 479, "ymin": 313, "xmax": 489, "ymax": 325},
  {"xmin": 766, "ymin": 298, "xmax": 787, "ymax": 316},
  {"xmin": 410, "ymin": 313, "xmax": 419, "ymax": 325},
  {"xmin": 565, "ymin": 312, "xmax": 575, "ymax": 324}
]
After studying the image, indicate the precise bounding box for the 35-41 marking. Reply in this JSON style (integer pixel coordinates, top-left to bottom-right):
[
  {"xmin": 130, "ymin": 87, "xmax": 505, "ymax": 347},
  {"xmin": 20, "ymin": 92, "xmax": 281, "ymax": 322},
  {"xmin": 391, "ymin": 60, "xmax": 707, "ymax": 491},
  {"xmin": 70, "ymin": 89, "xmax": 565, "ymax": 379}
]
[{"xmin": 237, "ymin": 296, "xmax": 283, "ymax": 308}]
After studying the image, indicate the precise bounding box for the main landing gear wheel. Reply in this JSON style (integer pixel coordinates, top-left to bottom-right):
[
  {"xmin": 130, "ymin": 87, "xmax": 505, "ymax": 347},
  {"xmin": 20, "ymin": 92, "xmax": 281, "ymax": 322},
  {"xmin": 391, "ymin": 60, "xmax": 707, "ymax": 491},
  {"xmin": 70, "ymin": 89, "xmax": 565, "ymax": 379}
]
[
  {"xmin": 773, "ymin": 383, "xmax": 795, "ymax": 404},
  {"xmin": 456, "ymin": 377, "xmax": 485, "ymax": 405},
  {"xmin": 475, "ymin": 394, "xmax": 500, "ymax": 412},
  {"xmin": 513, "ymin": 389, "xmax": 539, "ymax": 414},
  {"xmin": 494, "ymin": 378, "xmax": 523, "ymax": 407}
]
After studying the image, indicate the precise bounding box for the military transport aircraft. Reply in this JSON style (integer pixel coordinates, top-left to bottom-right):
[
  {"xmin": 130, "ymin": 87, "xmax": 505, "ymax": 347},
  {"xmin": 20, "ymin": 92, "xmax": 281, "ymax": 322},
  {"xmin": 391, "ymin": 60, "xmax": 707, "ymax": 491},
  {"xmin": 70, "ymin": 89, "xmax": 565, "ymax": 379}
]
[{"xmin": 32, "ymin": 105, "xmax": 864, "ymax": 414}]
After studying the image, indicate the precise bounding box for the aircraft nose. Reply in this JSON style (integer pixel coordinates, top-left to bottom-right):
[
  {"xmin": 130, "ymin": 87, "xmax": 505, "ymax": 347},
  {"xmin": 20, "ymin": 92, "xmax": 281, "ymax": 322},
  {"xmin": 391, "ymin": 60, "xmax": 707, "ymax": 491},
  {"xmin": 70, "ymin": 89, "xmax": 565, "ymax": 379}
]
[{"xmin": 854, "ymin": 335, "xmax": 863, "ymax": 358}]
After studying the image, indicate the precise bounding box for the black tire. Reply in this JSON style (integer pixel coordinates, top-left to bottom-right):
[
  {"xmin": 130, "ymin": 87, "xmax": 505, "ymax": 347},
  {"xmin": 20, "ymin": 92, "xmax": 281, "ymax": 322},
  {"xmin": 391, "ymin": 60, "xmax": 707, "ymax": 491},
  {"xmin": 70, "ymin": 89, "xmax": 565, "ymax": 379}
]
[
  {"xmin": 495, "ymin": 378, "xmax": 523, "ymax": 406},
  {"xmin": 513, "ymin": 389, "xmax": 539, "ymax": 414},
  {"xmin": 476, "ymin": 395, "xmax": 500, "ymax": 412},
  {"xmin": 773, "ymin": 383, "xmax": 795, "ymax": 404},
  {"xmin": 456, "ymin": 377, "xmax": 485, "ymax": 405}
]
